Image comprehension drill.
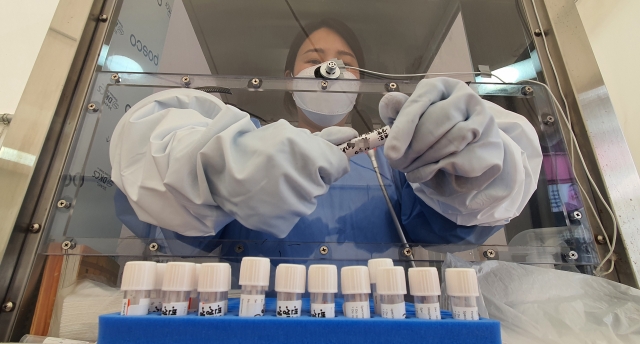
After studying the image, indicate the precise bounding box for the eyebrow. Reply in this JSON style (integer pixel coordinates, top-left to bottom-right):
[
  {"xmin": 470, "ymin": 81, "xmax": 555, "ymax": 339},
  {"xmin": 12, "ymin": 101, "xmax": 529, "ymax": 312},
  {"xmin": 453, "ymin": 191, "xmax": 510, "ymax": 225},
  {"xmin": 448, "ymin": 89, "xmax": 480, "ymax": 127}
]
[{"xmin": 302, "ymin": 48, "xmax": 356, "ymax": 59}]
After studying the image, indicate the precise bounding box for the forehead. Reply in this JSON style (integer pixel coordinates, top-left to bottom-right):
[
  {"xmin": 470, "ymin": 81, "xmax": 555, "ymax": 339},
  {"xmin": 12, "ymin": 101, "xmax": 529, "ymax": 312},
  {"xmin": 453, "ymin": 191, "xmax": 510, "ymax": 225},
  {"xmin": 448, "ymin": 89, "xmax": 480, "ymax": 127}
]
[{"xmin": 297, "ymin": 28, "xmax": 352, "ymax": 54}]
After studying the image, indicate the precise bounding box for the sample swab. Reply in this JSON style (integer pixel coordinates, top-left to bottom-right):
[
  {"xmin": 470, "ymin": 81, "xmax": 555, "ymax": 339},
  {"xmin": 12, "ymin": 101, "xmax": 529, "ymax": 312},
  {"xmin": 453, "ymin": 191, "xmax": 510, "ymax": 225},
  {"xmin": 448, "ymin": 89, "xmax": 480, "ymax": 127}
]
[
  {"xmin": 341, "ymin": 266, "xmax": 371, "ymax": 318},
  {"xmin": 120, "ymin": 261, "xmax": 156, "ymax": 316},
  {"xmin": 161, "ymin": 262, "xmax": 196, "ymax": 316},
  {"xmin": 445, "ymin": 268, "xmax": 480, "ymax": 320},
  {"xmin": 408, "ymin": 267, "xmax": 441, "ymax": 320},
  {"xmin": 275, "ymin": 264, "xmax": 306, "ymax": 318},
  {"xmin": 148, "ymin": 263, "xmax": 166, "ymax": 313},
  {"xmin": 376, "ymin": 267, "xmax": 407, "ymax": 319},
  {"xmin": 337, "ymin": 126, "xmax": 390, "ymax": 158},
  {"xmin": 308, "ymin": 265, "xmax": 338, "ymax": 318},
  {"xmin": 238, "ymin": 257, "xmax": 270, "ymax": 317},
  {"xmin": 198, "ymin": 263, "xmax": 231, "ymax": 317},
  {"xmin": 367, "ymin": 258, "xmax": 393, "ymax": 315}
]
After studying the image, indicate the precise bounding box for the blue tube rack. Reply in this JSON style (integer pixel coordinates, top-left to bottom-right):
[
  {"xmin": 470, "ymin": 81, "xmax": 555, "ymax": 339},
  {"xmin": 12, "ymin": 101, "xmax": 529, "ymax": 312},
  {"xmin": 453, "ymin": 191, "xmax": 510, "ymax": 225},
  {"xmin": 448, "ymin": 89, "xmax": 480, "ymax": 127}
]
[{"xmin": 98, "ymin": 298, "xmax": 501, "ymax": 344}]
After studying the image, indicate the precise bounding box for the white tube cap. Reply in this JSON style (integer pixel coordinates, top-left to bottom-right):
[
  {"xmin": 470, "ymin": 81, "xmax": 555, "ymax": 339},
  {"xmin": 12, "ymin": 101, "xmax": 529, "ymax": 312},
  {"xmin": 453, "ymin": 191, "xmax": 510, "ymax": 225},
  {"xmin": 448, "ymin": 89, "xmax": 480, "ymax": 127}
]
[
  {"xmin": 445, "ymin": 268, "xmax": 479, "ymax": 297},
  {"xmin": 367, "ymin": 258, "xmax": 393, "ymax": 284},
  {"xmin": 121, "ymin": 261, "xmax": 156, "ymax": 291},
  {"xmin": 198, "ymin": 263, "xmax": 231, "ymax": 292},
  {"xmin": 408, "ymin": 267, "xmax": 441, "ymax": 296},
  {"xmin": 154, "ymin": 263, "xmax": 166, "ymax": 290},
  {"xmin": 341, "ymin": 266, "xmax": 371, "ymax": 294},
  {"xmin": 162, "ymin": 262, "xmax": 197, "ymax": 292},
  {"xmin": 308, "ymin": 265, "xmax": 338, "ymax": 293},
  {"xmin": 275, "ymin": 264, "xmax": 306, "ymax": 293},
  {"xmin": 376, "ymin": 267, "xmax": 407, "ymax": 295},
  {"xmin": 239, "ymin": 257, "xmax": 270, "ymax": 287}
]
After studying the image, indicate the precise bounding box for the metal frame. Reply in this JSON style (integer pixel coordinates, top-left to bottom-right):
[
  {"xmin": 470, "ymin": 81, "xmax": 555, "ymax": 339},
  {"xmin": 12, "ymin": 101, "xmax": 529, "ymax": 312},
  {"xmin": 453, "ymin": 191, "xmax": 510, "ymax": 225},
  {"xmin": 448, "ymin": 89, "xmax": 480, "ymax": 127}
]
[
  {"xmin": 0, "ymin": 0, "xmax": 117, "ymax": 340},
  {"xmin": 519, "ymin": 0, "xmax": 640, "ymax": 287}
]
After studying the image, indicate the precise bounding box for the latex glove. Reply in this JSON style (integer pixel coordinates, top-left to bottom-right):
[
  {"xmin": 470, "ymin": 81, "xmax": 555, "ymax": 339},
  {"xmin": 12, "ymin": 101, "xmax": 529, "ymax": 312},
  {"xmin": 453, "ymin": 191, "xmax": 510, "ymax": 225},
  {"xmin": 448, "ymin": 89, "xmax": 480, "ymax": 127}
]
[
  {"xmin": 111, "ymin": 88, "xmax": 358, "ymax": 238},
  {"xmin": 379, "ymin": 77, "xmax": 542, "ymax": 226}
]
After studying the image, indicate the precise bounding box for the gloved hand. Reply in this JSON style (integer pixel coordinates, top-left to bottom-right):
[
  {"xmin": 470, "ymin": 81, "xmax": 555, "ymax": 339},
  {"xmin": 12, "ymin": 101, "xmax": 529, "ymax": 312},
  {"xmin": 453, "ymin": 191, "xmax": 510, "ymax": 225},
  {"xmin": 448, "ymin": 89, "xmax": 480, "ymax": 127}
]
[
  {"xmin": 111, "ymin": 89, "xmax": 358, "ymax": 238},
  {"xmin": 379, "ymin": 77, "xmax": 542, "ymax": 226}
]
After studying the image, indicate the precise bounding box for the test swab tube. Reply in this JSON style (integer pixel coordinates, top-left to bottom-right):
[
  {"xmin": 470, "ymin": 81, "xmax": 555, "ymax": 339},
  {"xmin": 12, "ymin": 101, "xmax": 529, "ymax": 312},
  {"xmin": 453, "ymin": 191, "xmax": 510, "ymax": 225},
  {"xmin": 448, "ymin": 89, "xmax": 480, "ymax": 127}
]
[
  {"xmin": 238, "ymin": 257, "xmax": 270, "ymax": 317},
  {"xmin": 148, "ymin": 263, "xmax": 166, "ymax": 313},
  {"xmin": 121, "ymin": 261, "xmax": 156, "ymax": 316},
  {"xmin": 445, "ymin": 268, "xmax": 480, "ymax": 320},
  {"xmin": 376, "ymin": 267, "xmax": 407, "ymax": 319},
  {"xmin": 225, "ymin": 264, "xmax": 232, "ymax": 313},
  {"xmin": 367, "ymin": 258, "xmax": 393, "ymax": 315},
  {"xmin": 188, "ymin": 264, "xmax": 201, "ymax": 313},
  {"xmin": 408, "ymin": 267, "xmax": 441, "ymax": 320},
  {"xmin": 161, "ymin": 262, "xmax": 196, "ymax": 316},
  {"xmin": 338, "ymin": 126, "xmax": 390, "ymax": 158},
  {"xmin": 308, "ymin": 265, "xmax": 338, "ymax": 318},
  {"xmin": 341, "ymin": 266, "xmax": 371, "ymax": 318},
  {"xmin": 198, "ymin": 263, "xmax": 231, "ymax": 317},
  {"xmin": 275, "ymin": 264, "xmax": 306, "ymax": 317}
]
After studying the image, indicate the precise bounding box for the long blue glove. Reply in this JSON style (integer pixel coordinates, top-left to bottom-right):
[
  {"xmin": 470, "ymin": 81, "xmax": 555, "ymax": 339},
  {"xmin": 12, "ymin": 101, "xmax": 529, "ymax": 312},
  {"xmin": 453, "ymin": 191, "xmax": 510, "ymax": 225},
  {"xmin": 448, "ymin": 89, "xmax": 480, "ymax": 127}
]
[
  {"xmin": 110, "ymin": 89, "xmax": 358, "ymax": 238},
  {"xmin": 379, "ymin": 78, "xmax": 542, "ymax": 226}
]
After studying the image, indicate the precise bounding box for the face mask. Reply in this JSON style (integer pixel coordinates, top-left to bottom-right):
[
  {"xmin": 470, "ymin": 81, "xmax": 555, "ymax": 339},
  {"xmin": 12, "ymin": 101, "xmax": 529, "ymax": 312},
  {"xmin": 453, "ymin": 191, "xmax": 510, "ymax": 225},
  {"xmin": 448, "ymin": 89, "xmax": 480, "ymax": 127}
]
[{"xmin": 292, "ymin": 65, "xmax": 359, "ymax": 127}]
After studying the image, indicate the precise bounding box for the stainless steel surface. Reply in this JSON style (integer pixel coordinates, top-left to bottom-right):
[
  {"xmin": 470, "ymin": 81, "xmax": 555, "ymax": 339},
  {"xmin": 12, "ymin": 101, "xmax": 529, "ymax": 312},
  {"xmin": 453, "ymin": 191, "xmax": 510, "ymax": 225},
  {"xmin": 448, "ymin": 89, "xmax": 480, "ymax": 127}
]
[
  {"xmin": 0, "ymin": 0, "xmax": 115, "ymax": 340},
  {"xmin": 521, "ymin": 0, "xmax": 640, "ymax": 286}
]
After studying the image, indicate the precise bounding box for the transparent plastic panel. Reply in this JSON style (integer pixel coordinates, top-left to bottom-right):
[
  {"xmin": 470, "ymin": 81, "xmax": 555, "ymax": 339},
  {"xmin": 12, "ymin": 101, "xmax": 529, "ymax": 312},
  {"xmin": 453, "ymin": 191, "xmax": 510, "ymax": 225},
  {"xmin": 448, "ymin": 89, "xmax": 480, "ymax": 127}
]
[{"xmin": 41, "ymin": 0, "xmax": 597, "ymax": 274}]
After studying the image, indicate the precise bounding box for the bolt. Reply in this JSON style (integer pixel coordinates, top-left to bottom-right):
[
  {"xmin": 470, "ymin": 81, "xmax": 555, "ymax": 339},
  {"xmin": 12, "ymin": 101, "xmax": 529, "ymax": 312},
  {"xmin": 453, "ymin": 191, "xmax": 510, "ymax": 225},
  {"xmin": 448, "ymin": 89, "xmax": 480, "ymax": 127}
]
[
  {"xmin": 403, "ymin": 247, "xmax": 413, "ymax": 257},
  {"xmin": 29, "ymin": 223, "xmax": 41, "ymax": 233},
  {"xmin": 252, "ymin": 78, "xmax": 260, "ymax": 85},
  {"xmin": 321, "ymin": 80, "xmax": 328, "ymax": 90},
  {"xmin": 61, "ymin": 240, "xmax": 75, "ymax": 250},
  {"xmin": 99, "ymin": 14, "xmax": 108, "ymax": 22},
  {"xmin": 521, "ymin": 85, "xmax": 534, "ymax": 96},
  {"xmin": 182, "ymin": 76, "xmax": 191, "ymax": 87},
  {"xmin": 319, "ymin": 245, "xmax": 329, "ymax": 255},
  {"xmin": 2, "ymin": 302, "xmax": 14, "ymax": 312},
  {"xmin": 595, "ymin": 235, "xmax": 606, "ymax": 245},
  {"xmin": 57, "ymin": 200, "xmax": 70, "ymax": 209},
  {"xmin": 389, "ymin": 82, "xmax": 397, "ymax": 89},
  {"xmin": 568, "ymin": 251, "xmax": 578, "ymax": 260},
  {"xmin": 483, "ymin": 249, "xmax": 496, "ymax": 259},
  {"xmin": 543, "ymin": 115, "xmax": 555, "ymax": 125},
  {"xmin": 235, "ymin": 244, "xmax": 244, "ymax": 253},
  {"xmin": 249, "ymin": 78, "xmax": 262, "ymax": 89},
  {"xmin": 385, "ymin": 82, "xmax": 399, "ymax": 92},
  {"xmin": 87, "ymin": 103, "xmax": 98, "ymax": 112},
  {"xmin": 111, "ymin": 73, "xmax": 120, "ymax": 83},
  {"xmin": 149, "ymin": 242, "xmax": 159, "ymax": 251},
  {"xmin": 534, "ymin": 29, "xmax": 542, "ymax": 37}
]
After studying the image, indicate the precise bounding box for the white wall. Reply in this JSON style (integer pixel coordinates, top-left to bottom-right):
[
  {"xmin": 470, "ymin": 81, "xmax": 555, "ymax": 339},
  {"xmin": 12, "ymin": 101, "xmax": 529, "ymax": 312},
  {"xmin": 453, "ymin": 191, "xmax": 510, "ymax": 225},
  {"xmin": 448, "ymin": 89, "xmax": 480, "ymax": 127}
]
[
  {"xmin": 576, "ymin": 0, "xmax": 640, "ymax": 174},
  {"xmin": 0, "ymin": 0, "xmax": 60, "ymax": 115}
]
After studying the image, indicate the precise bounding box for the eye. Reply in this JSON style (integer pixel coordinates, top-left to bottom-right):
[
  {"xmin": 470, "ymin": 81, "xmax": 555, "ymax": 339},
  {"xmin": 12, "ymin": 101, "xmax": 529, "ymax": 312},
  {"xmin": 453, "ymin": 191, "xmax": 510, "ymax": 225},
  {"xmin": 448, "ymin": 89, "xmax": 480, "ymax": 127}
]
[{"xmin": 306, "ymin": 59, "xmax": 322, "ymax": 65}]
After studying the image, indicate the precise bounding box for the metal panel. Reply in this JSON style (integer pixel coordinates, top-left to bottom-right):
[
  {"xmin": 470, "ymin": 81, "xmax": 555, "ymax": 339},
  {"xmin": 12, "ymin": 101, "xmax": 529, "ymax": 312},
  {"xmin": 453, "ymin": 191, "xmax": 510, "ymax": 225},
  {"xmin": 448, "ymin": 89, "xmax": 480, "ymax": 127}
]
[
  {"xmin": 0, "ymin": 0, "xmax": 116, "ymax": 341},
  {"xmin": 520, "ymin": 0, "xmax": 640, "ymax": 286}
]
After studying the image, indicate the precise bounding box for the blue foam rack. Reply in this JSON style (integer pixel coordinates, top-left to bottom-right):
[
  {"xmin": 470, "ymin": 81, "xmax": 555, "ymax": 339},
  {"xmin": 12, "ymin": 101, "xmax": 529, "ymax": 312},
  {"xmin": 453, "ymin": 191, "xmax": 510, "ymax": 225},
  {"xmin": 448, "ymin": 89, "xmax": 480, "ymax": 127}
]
[{"xmin": 98, "ymin": 298, "xmax": 501, "ymax": 344}]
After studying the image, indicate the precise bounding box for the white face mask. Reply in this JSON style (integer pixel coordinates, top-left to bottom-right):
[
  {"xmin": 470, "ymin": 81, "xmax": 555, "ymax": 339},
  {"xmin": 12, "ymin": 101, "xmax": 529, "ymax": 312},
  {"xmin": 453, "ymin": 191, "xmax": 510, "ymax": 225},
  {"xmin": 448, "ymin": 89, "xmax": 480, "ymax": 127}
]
[{"xmin": 292, "ymin": 65, "xmax": 359, "ymax": 127}]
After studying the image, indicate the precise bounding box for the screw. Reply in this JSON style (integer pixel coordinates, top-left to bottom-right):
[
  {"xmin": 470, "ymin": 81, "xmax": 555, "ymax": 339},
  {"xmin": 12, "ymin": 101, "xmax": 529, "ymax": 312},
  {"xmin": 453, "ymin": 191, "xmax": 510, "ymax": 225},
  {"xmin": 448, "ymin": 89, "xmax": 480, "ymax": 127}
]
[
  {"xmin": 385, "ymin": 82, "xmax": 398, "ymax": 92},
  {"xmin": 595, "ymin": 235, "xmax": 606, "ymax": 245},
  {"xmin": 182, "ymin": 76, "xmax": 191, "ymax": 87},
  {"xmin": 149, "ymin": 242, "xmax": 159, "ymax": 251},
  {"xmin": 87, "ymin": 103, "xmax": 98, "ymax": 112},
  {"xmin": 99, "ymin": 14, "xmax": 108, "ymax": 22},
  {"xmin": 29, "ymin": 223, "xmax": 41, "ymax": 233},
  {"xmin": 319, "ymin": 245, "xmax": 329, "ymax": 255},
  {"xmin": 534, "ymin": 29, "xmax": 542, "ymax": 37},
  {"xmin": 568, "ymin": 251, "xmax": 578, "ymax": 260},
  {"xmin": 543, "ymin": 115, "xmax": 555, "ymax": 125},
  {"xmin": 111, "ymin": 73, "xmax": 120, "ymax": 83},
  {"xmin": 57, "ymin": 200, "xmax": 70, "ymax": 209},
  {"xmin": 521, "ymin": 86, "xmax": 534, "ymax": 96},
  {"xmin": 321, "ymin": 80, "xmax": 328, "ymax": 90},
  {"xmin": 235, "ymin": 244, "xmax": 244, "ymax": 253},
  {"xmin": 389, "ymin": 82, "xmax": 397, "ymax": 89},
  {"xmin": 403, "ymin": 247, "xmax": 413, "ymax": 257},
  {"xmin": 61, "ymin": 240, "xmax": 75, "ymax": 250},
  {"xmin": 570, "ymin": 211, "xmax": 582, "ymax": 221},
  {"xmin": 2, "ymin": 302, "xmax": 14, "ymax": 312},
  {"xmin": 483, "ymin": 249, "xmax": 497, "ymax": 259}
]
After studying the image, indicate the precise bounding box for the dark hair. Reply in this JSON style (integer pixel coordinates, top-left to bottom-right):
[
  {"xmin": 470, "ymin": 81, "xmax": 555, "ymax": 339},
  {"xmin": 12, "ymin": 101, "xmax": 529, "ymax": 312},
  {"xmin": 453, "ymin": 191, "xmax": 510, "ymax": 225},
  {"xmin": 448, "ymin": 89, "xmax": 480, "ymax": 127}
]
[{"xmin": 284, "ymin": 18, "xmax": 365, "ymax": 116}]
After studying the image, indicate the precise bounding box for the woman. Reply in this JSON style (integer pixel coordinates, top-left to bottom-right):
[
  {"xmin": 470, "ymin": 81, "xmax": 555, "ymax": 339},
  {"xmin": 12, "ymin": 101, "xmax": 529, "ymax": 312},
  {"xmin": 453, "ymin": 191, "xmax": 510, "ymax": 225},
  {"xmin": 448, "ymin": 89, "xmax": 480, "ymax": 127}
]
[{"xmin": 111, "ymin": 19, "xmax": 542, "ymax": 264}]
